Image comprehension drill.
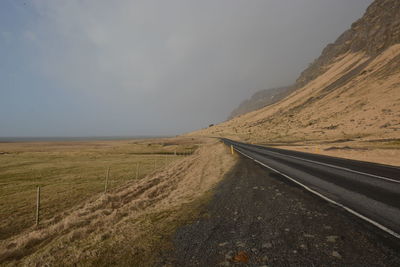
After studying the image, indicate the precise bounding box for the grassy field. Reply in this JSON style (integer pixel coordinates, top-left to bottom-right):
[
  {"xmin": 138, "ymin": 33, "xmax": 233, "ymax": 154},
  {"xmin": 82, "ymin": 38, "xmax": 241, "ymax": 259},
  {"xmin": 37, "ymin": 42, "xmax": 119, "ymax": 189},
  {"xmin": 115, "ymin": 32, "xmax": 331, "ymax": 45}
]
[
  {"xmin": 0, "ymin": 138, "xmax": 197, "ymax": 240},
  {"xmin": 0, "ymin": 138, "xmax": 236, "ymax": 265}
]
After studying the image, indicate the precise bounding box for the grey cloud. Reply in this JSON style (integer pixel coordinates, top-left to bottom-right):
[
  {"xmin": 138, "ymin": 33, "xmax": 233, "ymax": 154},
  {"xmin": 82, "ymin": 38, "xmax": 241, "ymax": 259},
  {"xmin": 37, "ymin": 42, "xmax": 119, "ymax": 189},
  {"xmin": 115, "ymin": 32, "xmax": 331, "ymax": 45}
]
[{"xmin": 27, "ymin": 0, "xmax": 372, "ymax": 136}]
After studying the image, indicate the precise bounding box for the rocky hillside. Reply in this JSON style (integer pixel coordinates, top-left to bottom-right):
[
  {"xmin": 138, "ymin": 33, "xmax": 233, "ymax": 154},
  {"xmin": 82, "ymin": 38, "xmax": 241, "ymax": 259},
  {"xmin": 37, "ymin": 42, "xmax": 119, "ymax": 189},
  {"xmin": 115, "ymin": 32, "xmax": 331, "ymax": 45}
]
[
  {"xmin": 296, "ymin": 0, "xmax": 400, "ymax": 87},
  {"xmin": 229, "ymin": 86, "xmax": 295, "ymax": 119},
  {"xmin": 229, "ymin": 0, "xmax": 400, "ymax": 120},
  {"xmin": 189, "ymin": 0, "xmax": 400, "ymax": 165}
]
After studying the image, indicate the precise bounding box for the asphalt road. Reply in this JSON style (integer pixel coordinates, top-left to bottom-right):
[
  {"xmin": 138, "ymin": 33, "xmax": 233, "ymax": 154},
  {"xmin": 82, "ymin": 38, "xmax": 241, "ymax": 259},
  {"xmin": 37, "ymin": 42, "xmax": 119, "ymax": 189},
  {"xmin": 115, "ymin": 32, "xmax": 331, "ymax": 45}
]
[
  {"xmin": 164, "ymin": 150, "xmax": 400, "ymax": 266},
  {"xmin": 222, "ymin": 138, "xmax": 400, "ymax": 239}
]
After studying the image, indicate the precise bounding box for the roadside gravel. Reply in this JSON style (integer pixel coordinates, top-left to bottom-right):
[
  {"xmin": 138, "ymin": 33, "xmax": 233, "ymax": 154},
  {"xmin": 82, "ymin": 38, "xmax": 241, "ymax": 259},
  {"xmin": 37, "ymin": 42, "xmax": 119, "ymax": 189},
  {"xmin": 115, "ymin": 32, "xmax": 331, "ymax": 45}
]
[{"xmin": 164, "ymin": 155, "xmax": 400, "ymax": 266}]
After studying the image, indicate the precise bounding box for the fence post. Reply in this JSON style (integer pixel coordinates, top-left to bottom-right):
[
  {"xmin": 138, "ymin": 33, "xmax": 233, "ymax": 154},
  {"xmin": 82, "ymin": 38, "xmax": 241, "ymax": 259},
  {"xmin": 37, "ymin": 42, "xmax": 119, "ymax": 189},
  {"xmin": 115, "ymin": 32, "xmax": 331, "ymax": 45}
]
[
  {"xmin": 136, "ymin": 162, "xmax": 140, "ymax": 179},
  {"xmin": 36, "ymin": 186, "xmax": 40, "ymax": 227},
  {"xmin": 104, "ymin": 167, "xmax": 110, "ymax": 194}
]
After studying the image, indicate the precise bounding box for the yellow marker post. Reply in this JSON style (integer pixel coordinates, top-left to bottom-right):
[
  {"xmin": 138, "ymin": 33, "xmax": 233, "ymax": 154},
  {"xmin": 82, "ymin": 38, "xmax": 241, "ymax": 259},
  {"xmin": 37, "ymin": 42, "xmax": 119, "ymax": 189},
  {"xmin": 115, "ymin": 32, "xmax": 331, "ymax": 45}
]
[{"xmin": 230, "ymin": 145, "xmax": 234, "ymax": 155}]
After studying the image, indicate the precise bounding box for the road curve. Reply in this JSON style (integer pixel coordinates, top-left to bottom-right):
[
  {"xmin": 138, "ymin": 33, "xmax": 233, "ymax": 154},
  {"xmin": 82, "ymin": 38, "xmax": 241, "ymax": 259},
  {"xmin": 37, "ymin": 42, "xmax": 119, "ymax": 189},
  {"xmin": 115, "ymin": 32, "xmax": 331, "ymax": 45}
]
[{"xmin": 222, "ymin": 138, "xmax": 400, "ymax": 239}]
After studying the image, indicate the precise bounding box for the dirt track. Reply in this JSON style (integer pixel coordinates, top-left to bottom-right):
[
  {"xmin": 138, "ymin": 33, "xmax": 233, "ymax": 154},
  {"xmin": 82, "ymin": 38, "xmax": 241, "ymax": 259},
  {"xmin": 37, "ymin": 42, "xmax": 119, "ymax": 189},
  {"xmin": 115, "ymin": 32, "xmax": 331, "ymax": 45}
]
[{"xmin": 162, "ymin": 155, "xmax": 400, "ymax": 266}]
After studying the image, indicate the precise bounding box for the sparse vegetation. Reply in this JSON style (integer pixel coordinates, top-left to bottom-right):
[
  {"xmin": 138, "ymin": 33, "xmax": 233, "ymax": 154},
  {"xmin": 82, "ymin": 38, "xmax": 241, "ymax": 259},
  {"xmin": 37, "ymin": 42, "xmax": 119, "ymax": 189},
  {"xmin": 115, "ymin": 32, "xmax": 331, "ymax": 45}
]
[
  {"xmin": 0, "ymin": 138, "xmax": 196, "ymax": 240},
  {"xmin": 83, "ymin": 191, "xmax": 213, "ymax": 266},
  {"xmin": 0, "ymin": 139, "xmax": 236, "ymax": 266}
]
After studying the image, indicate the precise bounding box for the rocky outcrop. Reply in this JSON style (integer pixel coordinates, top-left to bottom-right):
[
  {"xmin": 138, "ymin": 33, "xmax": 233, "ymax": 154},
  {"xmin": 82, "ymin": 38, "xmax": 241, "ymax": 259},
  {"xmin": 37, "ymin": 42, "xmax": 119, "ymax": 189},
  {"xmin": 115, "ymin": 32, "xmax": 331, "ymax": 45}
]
[
  {"xmin": 230, "ymin": 0, "xmax": 400, "ymax": 120},
  {"xmin": 296, "ymin": 0, "xmax": 400, "ymax": 87}
]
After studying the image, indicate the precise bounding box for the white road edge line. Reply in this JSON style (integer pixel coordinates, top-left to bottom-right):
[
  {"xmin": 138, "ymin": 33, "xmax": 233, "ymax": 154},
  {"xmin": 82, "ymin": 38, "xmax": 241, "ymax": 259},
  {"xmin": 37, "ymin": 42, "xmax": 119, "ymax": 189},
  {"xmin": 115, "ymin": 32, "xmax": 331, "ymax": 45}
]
[
  {"xmin": 239, "ymin": 143, "xmax": 400, "ymax": 184},
  {"xmin": 233, "ymin": 146, "xmax": 400, "ymax": 240}
]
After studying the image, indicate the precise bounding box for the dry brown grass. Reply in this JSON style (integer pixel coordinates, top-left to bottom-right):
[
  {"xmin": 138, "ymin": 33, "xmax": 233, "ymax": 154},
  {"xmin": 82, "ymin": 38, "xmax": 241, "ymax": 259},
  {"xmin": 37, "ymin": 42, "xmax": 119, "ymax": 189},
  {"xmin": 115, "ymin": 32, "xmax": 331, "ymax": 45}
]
[
  {"xmin": 0, "ymin": 138, "xmax": 237, "ymax": 266},
  {"xmin": 0, "ymin": 137, "xmax": 200, "ymax": 241}
]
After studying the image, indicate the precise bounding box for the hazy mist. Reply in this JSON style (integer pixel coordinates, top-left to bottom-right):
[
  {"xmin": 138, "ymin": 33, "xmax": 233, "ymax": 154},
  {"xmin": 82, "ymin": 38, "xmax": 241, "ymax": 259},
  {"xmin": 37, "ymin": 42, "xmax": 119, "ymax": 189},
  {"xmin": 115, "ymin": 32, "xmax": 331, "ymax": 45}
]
[{"xmin": 0, "ymin": 0, "xmax": 372, "ymax": 137}]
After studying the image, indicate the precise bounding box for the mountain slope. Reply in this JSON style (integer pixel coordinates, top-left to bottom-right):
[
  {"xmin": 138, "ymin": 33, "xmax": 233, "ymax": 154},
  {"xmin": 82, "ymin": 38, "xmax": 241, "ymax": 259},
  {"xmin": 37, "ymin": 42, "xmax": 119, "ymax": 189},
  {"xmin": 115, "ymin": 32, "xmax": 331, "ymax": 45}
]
[
  {"xmin": 297, "ymin": 0, "xmax": 400, "ymax": 88},
  {"xmin": 189, "ymin": 0, "xmax": 400, "ymax": 165},
  {"xmin": 229, "ymin": 86, "xmax": 295, "ymax": 119}
]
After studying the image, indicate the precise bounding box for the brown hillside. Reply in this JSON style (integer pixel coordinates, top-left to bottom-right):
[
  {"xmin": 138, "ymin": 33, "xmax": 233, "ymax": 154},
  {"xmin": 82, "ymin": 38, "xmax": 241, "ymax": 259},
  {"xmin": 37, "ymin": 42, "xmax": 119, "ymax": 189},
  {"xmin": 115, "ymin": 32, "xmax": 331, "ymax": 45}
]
[
  {"xmin": 297, "ymin": 0, "xmax": 400, "ymax": 87},
  {"xmin": 189, "ymin": 0, "xmax": 400, "ymax": 166}
]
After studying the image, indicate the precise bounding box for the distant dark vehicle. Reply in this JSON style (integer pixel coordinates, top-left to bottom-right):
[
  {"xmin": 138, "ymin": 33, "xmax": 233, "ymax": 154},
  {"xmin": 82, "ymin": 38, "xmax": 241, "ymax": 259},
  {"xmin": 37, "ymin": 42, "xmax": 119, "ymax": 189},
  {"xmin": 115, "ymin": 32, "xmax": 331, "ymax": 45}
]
[{"xmin": 209, "ymin": 124, "xmax": 214, "ymax": 128}]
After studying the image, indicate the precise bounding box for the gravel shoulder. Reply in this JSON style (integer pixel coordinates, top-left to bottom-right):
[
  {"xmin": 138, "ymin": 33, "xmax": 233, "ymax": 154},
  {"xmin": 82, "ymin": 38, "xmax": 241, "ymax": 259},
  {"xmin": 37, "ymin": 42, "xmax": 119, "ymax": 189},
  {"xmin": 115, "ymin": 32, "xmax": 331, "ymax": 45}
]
[{"xmin": 165, "ymin": 154, "xmax": 400, "ymax": 266}]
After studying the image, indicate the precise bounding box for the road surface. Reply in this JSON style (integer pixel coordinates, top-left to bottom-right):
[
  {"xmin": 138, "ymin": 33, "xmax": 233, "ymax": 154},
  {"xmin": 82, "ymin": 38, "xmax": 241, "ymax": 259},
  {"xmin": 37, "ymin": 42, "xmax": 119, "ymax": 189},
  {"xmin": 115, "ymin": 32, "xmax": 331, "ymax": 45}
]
[
  {"xmin": 163, "ymin": 148, "xmax": 400, "ymax": 266},
  {"xmin": 222, "ymin": 138, "xmax": 400, "ymax": 239}
]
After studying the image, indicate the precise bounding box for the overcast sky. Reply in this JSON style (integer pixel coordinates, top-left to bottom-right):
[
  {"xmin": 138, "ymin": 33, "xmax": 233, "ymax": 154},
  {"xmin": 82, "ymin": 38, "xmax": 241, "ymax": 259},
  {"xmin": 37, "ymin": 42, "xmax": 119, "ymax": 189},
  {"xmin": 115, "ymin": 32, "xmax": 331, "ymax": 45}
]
[{"xmin": 0, "ymin": 0, "xmax": 373, "ymax": 137}]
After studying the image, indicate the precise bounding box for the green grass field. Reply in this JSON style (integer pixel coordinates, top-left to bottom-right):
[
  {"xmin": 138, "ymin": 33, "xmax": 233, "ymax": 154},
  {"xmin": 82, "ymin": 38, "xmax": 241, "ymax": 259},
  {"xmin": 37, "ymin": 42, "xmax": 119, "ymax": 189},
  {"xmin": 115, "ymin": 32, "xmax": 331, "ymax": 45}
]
[{"xmin": 0, "ymin": 138, "xmax": 197, "ymax": 240}]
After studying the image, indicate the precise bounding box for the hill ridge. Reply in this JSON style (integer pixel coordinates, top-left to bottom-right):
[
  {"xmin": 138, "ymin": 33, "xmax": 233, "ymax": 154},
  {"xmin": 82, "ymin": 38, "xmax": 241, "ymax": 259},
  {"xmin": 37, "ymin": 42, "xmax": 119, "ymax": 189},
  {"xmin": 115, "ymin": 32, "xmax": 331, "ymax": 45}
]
[{"xmin": 190, "ymin": 0, "xmax": 400, "ymax": 166}]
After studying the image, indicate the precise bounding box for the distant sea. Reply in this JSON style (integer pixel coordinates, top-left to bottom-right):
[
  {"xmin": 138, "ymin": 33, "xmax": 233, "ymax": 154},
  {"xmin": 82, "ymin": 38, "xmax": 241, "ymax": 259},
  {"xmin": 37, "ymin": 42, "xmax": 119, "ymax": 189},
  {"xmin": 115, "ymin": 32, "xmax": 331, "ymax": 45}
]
[{"xmin": 0, "ymin": 136, "xmax": 169, "ymax": 143}]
